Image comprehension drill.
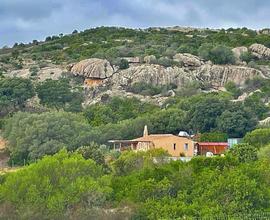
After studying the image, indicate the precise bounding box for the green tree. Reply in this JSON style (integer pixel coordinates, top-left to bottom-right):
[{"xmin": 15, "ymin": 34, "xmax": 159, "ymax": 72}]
[
  {"xmin": 119, "ymin": 59, "xmax": 129, "ymax": 69},
  {"xmin": 217, "ymin": 108, "xmax": 257, "ymax": 138},
  {"xmin": 229, "ymin": 143, "xmax": 258, "ymax": 163},
  {"xmin": 199, "ymin": 132, "xmax": 228, "ymax": 142},
  {"xmin": 3, "ymin": 111, "xmax": 92, "ymax": 164},
  {"xmin": 36, "ymin": 79, "xmax": 82, "ymax": 111},
  {"xmin": 244, "ymin": 128, "xmax": 270, "ymax": 148},
  {"xmin": 0, "ymin": 150, "xmax": 111, "ymax": 218},
  {"xmin": 225, "ymin": 81, "xmax": 242, "ymax": 98},
  {"xmin": 0, "ymin": 77, "xmax": 35, "ymax": 116}
]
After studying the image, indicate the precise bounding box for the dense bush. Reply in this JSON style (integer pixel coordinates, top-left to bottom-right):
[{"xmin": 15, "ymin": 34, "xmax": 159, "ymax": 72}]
[
  {"xmin": 0, "ymin": 150, "xmax": 111, "ymax": 219},
  {"xmin": 3, "ymin": 111, "xmax": 92, "ymax": 164},
  {"xmin": 198, "ymin": 44, "xmax": 236, "ymax": 64},
  {"xmin": 83, "ymin": 97, "xmax": 158, "ymax": 126},
  {"xmin": 127, "ymin": 81, "xmax": 177, "ymax": 96},
  {"xmin": 0, "ymin": 77, "xmax": 35, "ymax": 116},
  {"xmin": 199, "ymin": 132, "xmax": 228, "ymax": 142},
  {"xmin": 36, "ymin": 78, "xmax": 83, "ymax": 112}
]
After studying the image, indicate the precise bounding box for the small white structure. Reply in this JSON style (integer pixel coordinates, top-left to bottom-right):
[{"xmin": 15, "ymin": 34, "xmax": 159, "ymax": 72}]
[
  {"xmin": 206, "ymin": 152, "xmax": 214, "ymax": 157},
  {"xmin": 178, "ymin": 131, "xmax": 190, "ymax": 138}
]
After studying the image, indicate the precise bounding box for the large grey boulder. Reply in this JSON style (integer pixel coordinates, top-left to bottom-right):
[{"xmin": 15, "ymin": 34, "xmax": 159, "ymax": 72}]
[
  {"xmin": 249, "ymin": 43, "xmax": 270, "ymax": 59},
  {"xmin": 173, "ymin": 53, "xmax": 204, "ymax": 67},
  {"xmin": 70, "ymin": 58, "xmax": 114, "ymax": 79},
  {"xmin": 232, "ymin": 46, "xmax": 248, "ymax": 61}
]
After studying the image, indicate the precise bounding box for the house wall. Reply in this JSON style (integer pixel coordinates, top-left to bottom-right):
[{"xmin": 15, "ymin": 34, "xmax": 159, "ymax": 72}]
[{"xmin": 151, "ymin": 136, "xmax": 194, "ymax": 157}]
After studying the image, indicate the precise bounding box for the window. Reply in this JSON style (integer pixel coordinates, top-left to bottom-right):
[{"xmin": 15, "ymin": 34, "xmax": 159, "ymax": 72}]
[
  {"xmin": 173, "ymin": 143, "xmax": 176, "ymax": 150},
  {"xmin": 184, "ymin": 143, "xmax": 188, "ymax": 151}
]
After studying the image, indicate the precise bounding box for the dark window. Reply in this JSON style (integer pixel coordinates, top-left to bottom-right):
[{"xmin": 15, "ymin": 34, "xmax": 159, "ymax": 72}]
[
  {"xmin": 173, "ymin": 143, "xmax": 176, "ymax": 150},
  {"xmin": 184, "ymin": 143, "xmax": 188, "ymax": 151}
]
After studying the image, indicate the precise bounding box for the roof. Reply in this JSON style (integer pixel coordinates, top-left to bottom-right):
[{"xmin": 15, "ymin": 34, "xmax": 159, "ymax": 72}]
[
  {"xmin": 132, "ymin": 134, "xmax": 188, "ymax": 142},
  {"xmin": 197, "ymin": 142, "xmax": 228, "ymax": 146},
  {"xmin": 109, "ymin": 134, "xmax": 191, "ymax": 144}
]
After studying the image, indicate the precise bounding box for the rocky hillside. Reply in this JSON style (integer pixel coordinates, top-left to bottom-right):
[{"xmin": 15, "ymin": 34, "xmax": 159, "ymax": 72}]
[{"xmin": 2, "ymin": 27, "xmax": 270, "ymax": 106}]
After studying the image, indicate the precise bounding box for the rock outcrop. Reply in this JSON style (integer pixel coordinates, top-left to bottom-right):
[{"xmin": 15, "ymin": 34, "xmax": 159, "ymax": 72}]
[
  {"xmin": 194, "ymin": 64, "xmax": 262, "ymax": 87},
  {"xmin": 105, "ymin": 64, "xmax": 195, "ymax": 88},
  {"xmin": 249, "ymin": 43, "xmax": 270, "ymax": 59},
  {"xmin": 173, "ymin": 53, "xmax": 204, "ymax": 67},
  {"xmin": 8, "ymin": 67, "xmax": 64, "ymax": 81},
  {"xmin": 70, "ymin": 58, "xmax": 114, "ymax": 79},
  {"xmin": 61, "ymin": 54, "xmax": 266, "ymax": 105},
  {"xmin": 232, "ymin": 46, "xmax": 248, "ymax": 61}
]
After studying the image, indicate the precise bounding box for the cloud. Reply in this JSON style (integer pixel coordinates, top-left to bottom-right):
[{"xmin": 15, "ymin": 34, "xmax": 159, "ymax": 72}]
[{"xmin": 1, "ymin": 0, "xmax": 270, "ymax": 46}]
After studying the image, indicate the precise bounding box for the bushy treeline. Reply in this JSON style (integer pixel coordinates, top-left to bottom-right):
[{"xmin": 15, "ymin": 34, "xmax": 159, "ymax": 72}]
[
  {"xmin": 3, "ymin": 27, "xmax": 270, "ymax": 69},
  {"xmin": 2, "ymin": 88, "xmax": 269, "ymax": 165},
  {"xmin": 0, "ymin": 145, "xmax": 270, "ymax": 219}
]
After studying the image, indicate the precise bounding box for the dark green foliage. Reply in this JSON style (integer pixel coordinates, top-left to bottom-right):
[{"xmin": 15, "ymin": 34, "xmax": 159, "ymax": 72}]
[
  {"xmin": 240, "ymin": 51, "xmax": 256, "ymax": 63},
  {"xmin": 217, "ymin": 108, "xmax": 257, "ymax": 138},
  {"xmin": 187, "ymin": 97, "xmax": 228, "ymax": 133},
  {"xmin": 199, "ymin": 132, "xmax": 228, "ymax": 142},
  {"xmin": 3, "ymin": 111, "xmax": 92, "ymax": 164},
  {"xmin": 229, "ymin": 143, "xmax": 258, "ymax": 163},
  {"xmin": 36, "ymin": 78, "xmax": 83, "ymax": 111},
  {"xmin": 0, "ymin": 150, "xmax": 111, "ymax": 219},
  {"xmin": 76, "ymin": 143, "xmax": 107, "ymax": 167},
  {"xmin": 127, "ymin": 82, "xmax": 176, "ymax": 96},
  {"xmin": 0, "ymin": 77, "xmax": 35, "ymax": 116},
  {"xmin": 119, "ymin": 59, "xmax": 129, "ymax": 69},
  {"xmin": 225, "ymin": 81, "xmax": 242, "ymax": 98},
  {"xmin": 198, "ymin": 44, "xmax": 236, "ymax": 64},
  {"xmin": 244, "ymin": 128, "xmax": 270, "ymax": 148},
  {"xmin": 83, "ymin": 97, "xmax": 158, "ymax": 126}
]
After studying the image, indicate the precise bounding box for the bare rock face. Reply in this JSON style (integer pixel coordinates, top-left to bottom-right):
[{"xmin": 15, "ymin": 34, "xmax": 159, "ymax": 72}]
[
  {"xmin": 173, "ymin": 53, "xmax": 204, "ymax": 67},
  {"xmin": 103, "ymin": 62, "xmax": 262, "ymax": 90},
  {"xmin": 8, "ymin": 67, "xmax": 64, "ymax": 82},
  {"xmin": 144, "ymin": 55, "xmax": 157, "ymax": 64},
  {"xmin": 194, "ymin": 64, "xmax": 263, "ymax": 87},
  {"xmin": 249, "ymin": 43, "xmax": 270, "ymax": 59},
  {"xmin": 70, "ymin": 58, "xmax": 114, "ymax": 79},
  {"xmin": 106, "ymin": 64, "xmax": 195, "ymax": 88},
  {"xmin": 232, "ymin": 47, "xmax": 248, "ymax": 61}
]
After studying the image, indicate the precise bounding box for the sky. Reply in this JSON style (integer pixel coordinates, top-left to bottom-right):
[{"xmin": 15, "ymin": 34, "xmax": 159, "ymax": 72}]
[{"xmin": 1, "ymin": 0, "xmax": 270, "ymax": 47}]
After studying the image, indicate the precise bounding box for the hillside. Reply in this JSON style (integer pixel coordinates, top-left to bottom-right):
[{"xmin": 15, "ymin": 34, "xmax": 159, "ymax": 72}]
[
  {"xmin": 2, "ymin": 27, "xmax": 270, "ymax": 107},
  {"xmin": 1, "ymin": 27, "xmax": 270, "ymax": 219}
]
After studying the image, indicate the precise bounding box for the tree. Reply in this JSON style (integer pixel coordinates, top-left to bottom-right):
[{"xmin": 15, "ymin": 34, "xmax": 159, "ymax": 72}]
[
  {"xmin": 225, "ymin": 81, "xmax": 242, "ymax": 98},
  {"xmin": 198, "ymin": 44, "xmax": 235, "ymax": 64},
  {"xmin": 76, "ymin": 143, "xmax": 107, "ymax": 166},
  {"xmin": 0, "ymin": 150, "xmax": 110, "ymax": 218},
  {"xmin": 187, "ymin": 97, "xmax": 228, "ymax": 133},
  {"xmin": 119, "ymin": 59, "xmax": 129, "ymax": 69},
  {"xmin": 3, "ymin": 111, "xmax": 92, "ymax": 164},
  {"xmin": 229, "ymin": 143, "xmax": 258, "ymax": 163},
  {"xmin": 244, "ymin": 128, "xmax": 270, "ymax": 148},
  {"xmin": 199, "ymin": 132, "xmax": 228, "ymax": 142},
  {"xmin": 0, "ymin": 77, "xmax": 35, "ymax": 116},
  {"xmin": 36, "ymin": 79, "xmax": 82, "ymax": 111},
  {"xmin": 217, "ymin": 108, "xmax": 257, "ymax": 138},
  {"xmin": 72, "ymin": 30, "xmax": 78, "ymax": 34}
]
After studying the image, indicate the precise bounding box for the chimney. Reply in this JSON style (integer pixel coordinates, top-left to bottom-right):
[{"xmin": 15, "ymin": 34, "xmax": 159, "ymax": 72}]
[{"xmin": 143, "ymin": 125, "xmax": 148, "ymax": 137}]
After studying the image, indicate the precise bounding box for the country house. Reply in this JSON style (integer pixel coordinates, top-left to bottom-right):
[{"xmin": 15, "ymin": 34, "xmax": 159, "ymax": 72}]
[{"xmin": 109, "ymin": 126, "xmax": 195, "ymax": 157}]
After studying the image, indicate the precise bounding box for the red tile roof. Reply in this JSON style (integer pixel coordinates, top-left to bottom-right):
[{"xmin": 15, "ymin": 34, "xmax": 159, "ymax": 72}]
[{"xmin": 197, "ymin": 142, "xmax": 228, "ymax": 146}]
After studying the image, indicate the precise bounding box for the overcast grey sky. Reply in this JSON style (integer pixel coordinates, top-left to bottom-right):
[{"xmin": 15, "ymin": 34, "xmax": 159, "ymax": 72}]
[{"xmin": 1, "ymin": 0, "xmax": 270, "ymax": 46}]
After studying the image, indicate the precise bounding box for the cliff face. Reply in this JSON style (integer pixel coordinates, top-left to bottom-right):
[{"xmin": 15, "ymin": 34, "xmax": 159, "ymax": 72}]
[
  {"xmin": 67, "ymin": 55, "xmax": 264, "ymax": 105},
  {"xmin": 69, "ymin": 55, "xmax": 263, "ymax": 89}
]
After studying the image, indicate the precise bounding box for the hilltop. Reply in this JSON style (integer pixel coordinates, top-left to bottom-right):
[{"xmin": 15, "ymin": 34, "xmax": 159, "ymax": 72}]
[
  {"xmin": 1, "ymin": 26, "xmax": 270, "ymax": 107},
  {"xmin": 1, "ymin": 26, "xmax": 270, "ymax": 219}
]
